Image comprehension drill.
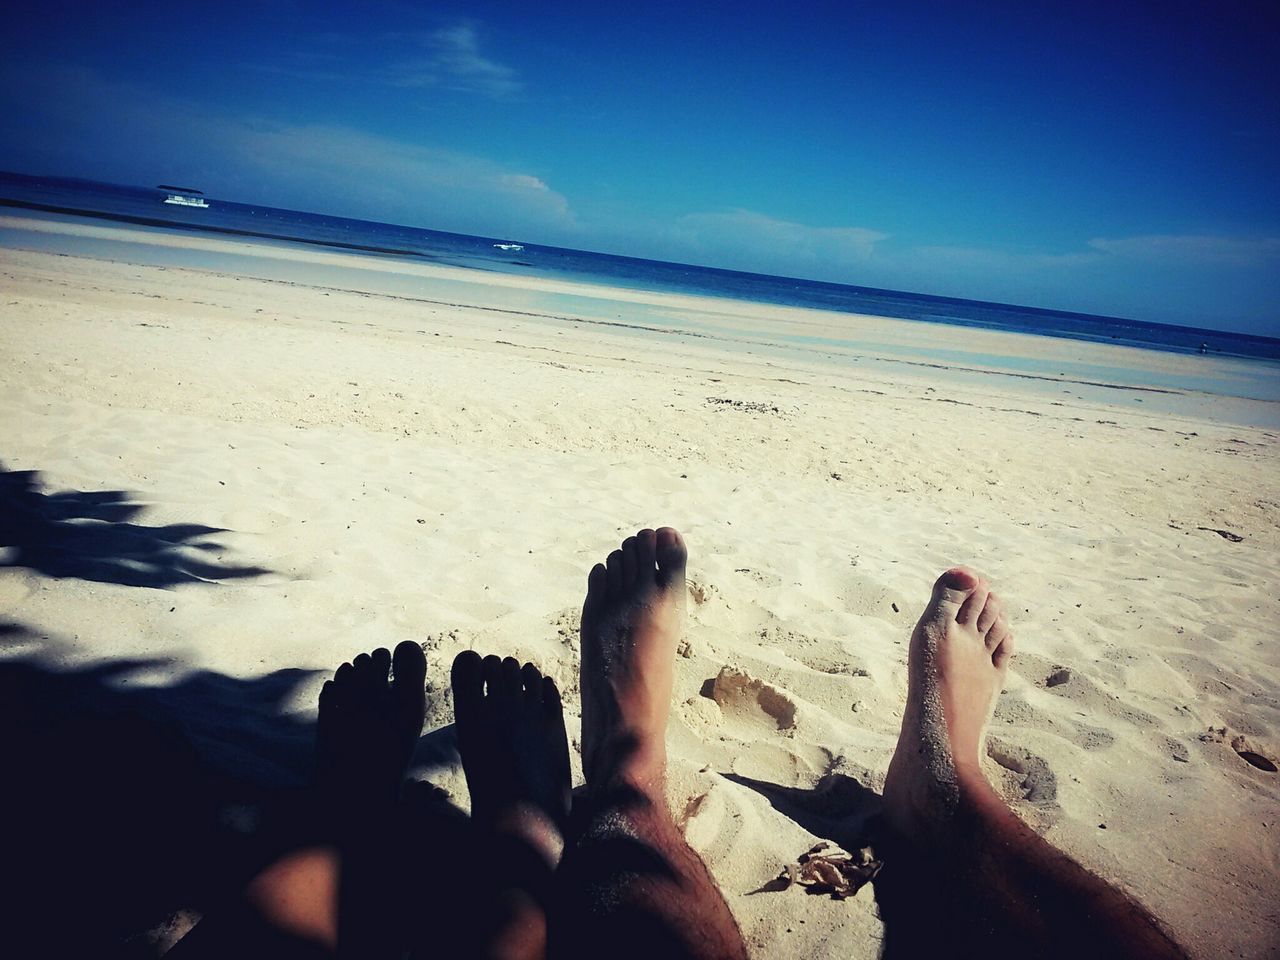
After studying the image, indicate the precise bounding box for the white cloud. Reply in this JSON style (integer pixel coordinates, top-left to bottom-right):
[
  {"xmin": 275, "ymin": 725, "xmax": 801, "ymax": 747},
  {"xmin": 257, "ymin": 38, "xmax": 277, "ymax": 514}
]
[
  {"xmin": 388, "ymin": 23, "xmax": 521, "ymax": 97},
  {"xmin": 669, "ymin": 208, "xmax": 886, "ymax": 274},
  {"xmin": 499, "ymin": 173, "xmax": 552, "ymax": 192},
  {"xmin": 209, "ymin": 120, "xmax": 575, "ymax": 235},
  {"xmin": 0, "ymin": 62, "xmax": 569, "ymax": 238}
]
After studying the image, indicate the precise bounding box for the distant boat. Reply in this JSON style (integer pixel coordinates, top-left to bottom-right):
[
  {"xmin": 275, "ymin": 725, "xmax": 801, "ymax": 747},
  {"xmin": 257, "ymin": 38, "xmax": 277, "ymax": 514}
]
[
  {"xmin": 493, "ymin": 243, "xmax": 523, "ymax": 252},
  {"xmin": 158, "ymin": 184, "xmax": 209, "ymax": 208}
]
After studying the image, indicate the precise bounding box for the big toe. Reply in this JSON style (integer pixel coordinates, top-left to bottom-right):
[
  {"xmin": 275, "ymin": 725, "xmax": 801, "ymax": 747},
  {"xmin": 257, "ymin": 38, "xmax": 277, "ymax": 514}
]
[
  {"xmin": 654, "ymin": 526, "xmax": 688, "ymax": 589},
  {"xmin": 928, "ymin": 566, "xmax": 982, "ymax": 619}
]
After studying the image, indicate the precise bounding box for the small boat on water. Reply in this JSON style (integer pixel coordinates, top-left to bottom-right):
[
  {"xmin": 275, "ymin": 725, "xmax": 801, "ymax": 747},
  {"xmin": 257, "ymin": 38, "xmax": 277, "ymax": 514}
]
[
  {"xmin": 159, "ymin": 184, "xmax": 209, "ymax": 208},
  {"xmin": 493, "ymin": 242, "xmax": 523, "ymax": 252}
]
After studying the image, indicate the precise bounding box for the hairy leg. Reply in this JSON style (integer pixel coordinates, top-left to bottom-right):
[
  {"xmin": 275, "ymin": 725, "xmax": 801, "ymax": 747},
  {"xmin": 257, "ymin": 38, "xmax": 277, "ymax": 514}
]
[
  {"xmin": 879, "ymin": 568, "xmax": 1187, "ymax": 960},
  {"xmin": 557, "ymin": 528, "xmax": 747, "ymax": 960}
]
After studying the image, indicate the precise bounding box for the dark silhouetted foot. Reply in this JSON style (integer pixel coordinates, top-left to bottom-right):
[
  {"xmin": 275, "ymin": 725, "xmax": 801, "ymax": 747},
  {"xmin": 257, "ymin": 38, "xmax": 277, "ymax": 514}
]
[
  {"xmin": 579, "ymin": 527, "xmax": 687, "ymax": 794},
  {"xmin": 883, "ymin": 567, "xmax": 1014, "ymax": 840},
  {"xmin": 317, "ymin": 640, "xmax": 426, "ymax": 812},
  {"xmin": 451, "ymin": 651, "xmax": 572, "ymax": 868}
]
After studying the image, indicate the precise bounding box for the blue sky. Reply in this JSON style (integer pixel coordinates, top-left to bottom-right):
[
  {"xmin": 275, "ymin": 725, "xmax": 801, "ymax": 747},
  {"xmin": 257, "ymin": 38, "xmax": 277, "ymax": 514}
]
[{"xmin": 1, "ymin": 1, "xmax": 1277, "ymax": 334}]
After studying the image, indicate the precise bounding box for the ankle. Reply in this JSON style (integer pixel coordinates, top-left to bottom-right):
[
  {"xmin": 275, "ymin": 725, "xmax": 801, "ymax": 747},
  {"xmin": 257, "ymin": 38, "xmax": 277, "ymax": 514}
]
[
  {"xmin": 586, "ymin": 730, "xmax": 666, "ymax": 788},
  {"xmin": 489, "ymin": 803, "xmax": 565, "ymax": 871},
  {"xmin": 954, "ymin": 763, "xmax": 999, "ymax": 804}
]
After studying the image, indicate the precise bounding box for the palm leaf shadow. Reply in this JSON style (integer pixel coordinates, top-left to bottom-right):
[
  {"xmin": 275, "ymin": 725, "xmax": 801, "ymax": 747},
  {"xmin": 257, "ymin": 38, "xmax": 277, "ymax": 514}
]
[{"xmin": 0, "ymin": 464, "xmax": 270, "ymax": 587}]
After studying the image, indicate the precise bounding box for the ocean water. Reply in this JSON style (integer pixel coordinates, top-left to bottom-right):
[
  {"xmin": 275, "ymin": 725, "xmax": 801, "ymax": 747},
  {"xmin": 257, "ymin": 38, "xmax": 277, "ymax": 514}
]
[{"xmin": 4, "ymin": 170, "xmax": 1278, "ymax": 365}]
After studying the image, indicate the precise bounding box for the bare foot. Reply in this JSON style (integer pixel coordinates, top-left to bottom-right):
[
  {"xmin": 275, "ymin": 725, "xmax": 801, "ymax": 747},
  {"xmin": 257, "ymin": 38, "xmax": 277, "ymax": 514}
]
[
  {"xmin": 451, "ymin": 651, "xmax": 572, "ymax": 868},
  {"xmin": 579, "ymin": 527, "xmax": 688, "ymax": 793},
  {"xmin": 313, "ymin": 641, "xmax": 426, "ymax": 958},
  {"xmin": 317, "ymin": 640, "xmax": 426, "ymax": 811},
  {"xmin": 882, "ymin": 567, "xmax": 1014, "ymax": 839}
]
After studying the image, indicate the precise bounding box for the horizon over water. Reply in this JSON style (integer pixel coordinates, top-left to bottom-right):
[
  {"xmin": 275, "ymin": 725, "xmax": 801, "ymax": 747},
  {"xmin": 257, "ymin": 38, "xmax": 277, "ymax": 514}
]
[{"xmin": 2, "ymin": 170, "xmax": 1278, "ymax": 369}]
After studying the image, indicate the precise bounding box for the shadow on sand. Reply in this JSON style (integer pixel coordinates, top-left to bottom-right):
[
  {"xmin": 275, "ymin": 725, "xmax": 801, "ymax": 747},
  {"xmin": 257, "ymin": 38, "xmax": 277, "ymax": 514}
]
[
  {"xmin": 0, "ymin": 464, "xmax": 270, "ymax": 587},
  {"xmin": 0, "ymin": 624, "xmax": 469, "ymax": 959},
  {"xmin": 0, "ymin": 633, "xmax": 318, "ymax": 957},
  {"xmin": 729, "ymin": 769, "xmax": 1014, "ymax": 959}
]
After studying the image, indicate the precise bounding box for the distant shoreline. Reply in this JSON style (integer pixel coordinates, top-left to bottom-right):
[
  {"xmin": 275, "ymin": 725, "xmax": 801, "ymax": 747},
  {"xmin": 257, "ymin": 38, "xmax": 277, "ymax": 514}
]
[
  {"xmin": 2, "ymin": 178, "xmax": 1279, "ymax": 365},
  {"xmin": 0, "ymin": 196, "xmax": 431, "ymax": 261}
]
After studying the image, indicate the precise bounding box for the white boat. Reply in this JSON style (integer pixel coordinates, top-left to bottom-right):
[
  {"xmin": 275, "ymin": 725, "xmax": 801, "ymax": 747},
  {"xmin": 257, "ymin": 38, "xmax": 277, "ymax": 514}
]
[
  {"xmin": 493, "ymin": 243, "xmax": 523, "ymax": 251},
  {"xmin": 158, "ymin": 184, "xmax": 209, "ymax": 208}
]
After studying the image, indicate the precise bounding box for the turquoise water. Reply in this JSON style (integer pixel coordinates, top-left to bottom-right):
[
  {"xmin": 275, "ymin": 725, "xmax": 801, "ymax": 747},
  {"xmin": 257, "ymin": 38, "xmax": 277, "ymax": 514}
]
[
  {"xmin": 3, "ymin": 170, "xmax": 1279, "ymax": 363},
  {"xmin": 3, "ymin": 176, "xmax": 1278, "ymax": 428}
]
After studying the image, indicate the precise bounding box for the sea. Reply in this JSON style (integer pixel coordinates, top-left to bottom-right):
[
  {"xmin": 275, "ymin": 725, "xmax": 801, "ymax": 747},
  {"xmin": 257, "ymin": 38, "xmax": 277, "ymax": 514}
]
[{"xmin": 3, "ymin": 170, "xmax": 1277, "ymax": 366}]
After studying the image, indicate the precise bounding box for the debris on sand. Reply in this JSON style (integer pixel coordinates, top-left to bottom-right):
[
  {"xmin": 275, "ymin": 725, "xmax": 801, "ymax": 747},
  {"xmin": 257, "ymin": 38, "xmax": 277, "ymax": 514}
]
[
  {"xmin": 1046, "ymin": 667, "xmax": 1072, "ymax": 687},
  {"xmin": 705, "ymin": 396, "xmax": 781, "ymax": 415},
  {"xmin": 763, "ymin": 842, "xmax": 882, "ymax": 900},
  {"xmin": 1197, "ymin": 527, "xmax": 1244, "ymax": 542}
]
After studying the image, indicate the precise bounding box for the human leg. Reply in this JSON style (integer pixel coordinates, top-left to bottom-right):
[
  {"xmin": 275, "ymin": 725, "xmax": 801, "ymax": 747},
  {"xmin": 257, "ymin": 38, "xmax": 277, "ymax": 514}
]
[
  {"xmin": 450, "ymin": 650, "xmax": 573, "ymax": 960},
  {"xmin": 879, "ymin": 568, "xmax": 1187, "ymax": 960},
  {"xmin": 555, "ymin": 528, "xmax": 747, "ymax": 960},
  {"xmin": 170, "ymin": 641, "xmax": 427, "ymax": 958}
]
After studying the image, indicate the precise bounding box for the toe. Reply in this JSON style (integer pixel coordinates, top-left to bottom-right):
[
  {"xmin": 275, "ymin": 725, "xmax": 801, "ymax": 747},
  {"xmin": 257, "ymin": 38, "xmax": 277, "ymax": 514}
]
[
  {"xmin": 352, "ymin": 652, "xmax": 376, "ymax": 693},
  {"xmin": 521, "ymin": 662, "xmax": 543, "ymax": 701},
  {"xmin": 583, "ymin": 562, "xmax": 607, "ymax": 634},
  {"xmin": 481, "ymin": 654, "xmax": 503, "ymax": 697},
  {"xmin": 929, "ymin": 567, "xmax": 981, "ymax": 620},
  {"xmin": 334, "ymin": 661, "xmax": 355, "ymax": 687},
  {"xmin": 500, "ymin": 656, "xmax": 523, "ymax": 697},
  {"xmin": 606, "ymin": 549, "xmax": 624, "ymax": 598},
  {"xmin": 371, "ymin": 647, "xmax": 392, "ymax": 681},
  {"xmin": 976, "ymin": 592, "xmax": 1002, "ymax": 640},
  {"xmin": 636, "ymin": 529, "xmax": 657, "ymax": 582},
  {"xmin": 392, "ymin": 641, "xmax": 427, "ymax": 732},
  {"xmin": 993, "ymin": 631, "xmax": 1016, "ymax": 672},
  {"xmin": 542, "ymin": 675, "xmax": 562, "ymax": 715},
  {"xmin": 987, "ymin": 613, "xmax": 1011, "ymax": 652},
  {"xmin": 451, "ymin": 651, "xmax": 485, "ymax": 726},
  {"xmin": 655, "ymin": 526, "xmax": 688, "ymax": 588},
  {"xmin": 318, "ymin": 678, "xmax": 337, "ymax": 717},
  {"xmin": 621, "ymin": 536, "xmax": 638, "ymax": 587},
  {"xmin": 956, "ymin": 577, "xmax": 990, "ymax": 626}
]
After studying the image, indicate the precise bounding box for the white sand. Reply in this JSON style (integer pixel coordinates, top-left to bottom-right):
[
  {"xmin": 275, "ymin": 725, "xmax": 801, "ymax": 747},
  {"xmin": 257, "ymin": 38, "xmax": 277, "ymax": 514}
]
[{"xmin": 1, "ymin": 229, "xmax": 1278, "ymax": 958}]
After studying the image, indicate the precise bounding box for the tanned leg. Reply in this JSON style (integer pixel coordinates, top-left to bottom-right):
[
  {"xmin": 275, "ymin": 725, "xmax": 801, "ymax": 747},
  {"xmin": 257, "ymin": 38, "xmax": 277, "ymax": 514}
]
[
  {"xmin": 555, "ymin": 527, "xmax": 748, "ymax": 960},
  {"xmin": 879, "ymin": 568, "xmax": 1188, "ymax": 960}
]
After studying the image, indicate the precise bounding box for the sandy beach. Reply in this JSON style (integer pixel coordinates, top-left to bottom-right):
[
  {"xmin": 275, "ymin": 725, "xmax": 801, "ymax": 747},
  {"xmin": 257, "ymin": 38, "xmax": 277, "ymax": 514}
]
[{"xmin": 1, "ymin": 222, "xmax": 1278, "ymax": 957}]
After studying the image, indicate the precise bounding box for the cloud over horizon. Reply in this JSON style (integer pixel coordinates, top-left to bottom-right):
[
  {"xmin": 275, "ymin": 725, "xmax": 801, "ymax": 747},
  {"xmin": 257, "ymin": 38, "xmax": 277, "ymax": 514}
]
[
  {"xmin": 387, "ymin": 23, "xmax": 521, "ymax": 98},
  {"xmin": 0, "ymin": 61, "xmax": 566, "ymax": 238},
  {"xmin": 1, "ymin": 57, "xmax": 1277, "ymax": 330}
]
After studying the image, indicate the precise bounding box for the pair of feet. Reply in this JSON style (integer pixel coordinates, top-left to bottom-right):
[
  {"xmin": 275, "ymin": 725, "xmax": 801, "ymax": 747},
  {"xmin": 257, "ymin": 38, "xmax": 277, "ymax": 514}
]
[
  {"xmin": 317, "ymin": 527, "xmax": 1015, "ymax": 878},
  {"xmin": 317, "ymin": 527, "xmax": 691, "ymax": 871}
]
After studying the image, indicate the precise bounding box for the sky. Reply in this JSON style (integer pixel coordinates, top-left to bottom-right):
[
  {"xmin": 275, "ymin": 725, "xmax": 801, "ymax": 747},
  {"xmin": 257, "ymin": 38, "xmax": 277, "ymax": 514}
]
[{"xmin": 1, "ymin": 1, "xmax": 1277, "ymax": 334}]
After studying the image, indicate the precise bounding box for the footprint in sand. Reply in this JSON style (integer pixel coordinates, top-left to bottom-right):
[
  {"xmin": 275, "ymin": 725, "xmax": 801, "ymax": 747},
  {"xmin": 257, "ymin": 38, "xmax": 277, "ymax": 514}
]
[
  {"xmin": 1201, "ymin": 727, "xmax": 1278, "ymax": 773},
  {"xmin": 986, "ymin": 736, "xmax": 1058, "ymax": 804},
  {"xmin": 994, "ymin": 689, "xmax": 1116, "ymax": 752},
  {"xmin": 702, "ymin": 665, "xmax": 798, "ymax": 732}
]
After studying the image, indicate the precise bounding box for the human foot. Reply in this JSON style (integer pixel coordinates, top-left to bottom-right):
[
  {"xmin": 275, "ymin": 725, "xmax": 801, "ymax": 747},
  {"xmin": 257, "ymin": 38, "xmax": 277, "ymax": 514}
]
[
  {"xmin": 579, "ymin": 527, "xmax": 688, "ymax": 793},
  {"xmin": 316, "ymin": 640, "xmax": 426, "ymax": 811},
  {"xmin": 882, "ymin": 567, "xmax": 1014, "ymax": 838},
  {"xmin": 451, "ymin": 651, "xmax": 572, "ymax": 867}
]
